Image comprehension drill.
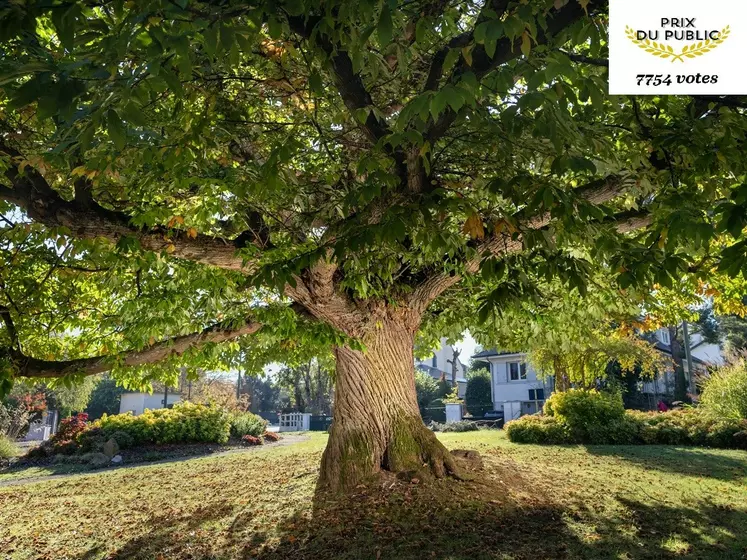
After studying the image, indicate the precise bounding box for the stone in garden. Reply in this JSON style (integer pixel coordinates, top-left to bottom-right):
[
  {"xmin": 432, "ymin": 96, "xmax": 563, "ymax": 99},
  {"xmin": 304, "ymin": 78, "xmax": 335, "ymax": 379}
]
[
  {"xmin": 102, "ymin": 438, "xmax": 119, "ymax": 458},
  {"xmin": 111, "ymin": 454, "xmax": 123, "ymax": 464}
]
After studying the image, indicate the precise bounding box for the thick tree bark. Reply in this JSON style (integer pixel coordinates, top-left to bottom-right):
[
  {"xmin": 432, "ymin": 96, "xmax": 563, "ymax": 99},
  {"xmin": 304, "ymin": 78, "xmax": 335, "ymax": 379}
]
[{"xmin": 318, "ymin": 319, "xmax": 459, "ymax": 492}]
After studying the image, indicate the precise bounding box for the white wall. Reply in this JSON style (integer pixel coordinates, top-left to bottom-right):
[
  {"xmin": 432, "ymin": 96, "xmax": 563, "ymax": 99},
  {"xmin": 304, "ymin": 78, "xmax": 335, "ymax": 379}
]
[
  {"xmin": 119, "ymin": 392, "xmax": 181, "ymax": 416},
  {"xmin": 486, "ymin": 354, "xmax": 551, "ymax": 411},
  {"xmin": 415, "ymin": 338, "xmax": 466, "ymax": 379},
  {"xmin": 691, "ymin": 342, "xmax": 725, "ymax": 366}
]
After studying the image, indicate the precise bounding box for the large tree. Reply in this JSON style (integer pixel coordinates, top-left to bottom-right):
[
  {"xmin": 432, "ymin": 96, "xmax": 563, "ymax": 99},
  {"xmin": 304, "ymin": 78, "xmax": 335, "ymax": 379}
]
[{"xmin": 1, "ymin": 0, "xmax": 746, "ymax": 491}]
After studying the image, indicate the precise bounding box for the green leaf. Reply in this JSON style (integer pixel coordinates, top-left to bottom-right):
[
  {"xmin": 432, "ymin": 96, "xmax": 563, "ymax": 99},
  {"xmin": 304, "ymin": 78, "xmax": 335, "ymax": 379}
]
[
  {"xmin": 378, "ymin": 5, "xmax": 393, "ymax": 46},
  {"xmin": 107, "ymin": 109, "xmax": 126, "ymax": 150}
]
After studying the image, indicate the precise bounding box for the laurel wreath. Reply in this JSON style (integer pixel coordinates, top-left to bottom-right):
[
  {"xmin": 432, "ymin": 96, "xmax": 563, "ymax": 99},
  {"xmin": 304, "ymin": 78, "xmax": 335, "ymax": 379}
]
[{"xmin": 625, "ymin": 25, "xmax": 730, "ymax": 62}]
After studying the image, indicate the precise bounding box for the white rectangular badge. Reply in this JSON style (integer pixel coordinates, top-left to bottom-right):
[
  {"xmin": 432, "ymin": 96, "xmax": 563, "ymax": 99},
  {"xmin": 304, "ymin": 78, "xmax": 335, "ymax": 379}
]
[{"xmin": 609, "ymin": 0, "xmax": 747, "ymax": 94}]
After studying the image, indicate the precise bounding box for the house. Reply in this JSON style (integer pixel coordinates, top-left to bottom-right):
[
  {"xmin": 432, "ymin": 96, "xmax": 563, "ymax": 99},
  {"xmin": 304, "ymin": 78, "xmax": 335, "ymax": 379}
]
[
  {"xmin": 640, "ymin": 327, "xmax": 725, "ymax": 399},
  {"xmin": 119, "ymin": 390, "xmax": 181, "ymax": 416},
  {"xmin": 471, "ymin": 349, "xmax": 553, "ymax": 421},
  {"xmin": 474, "ymin": 327, "xmax": 727, "ymax": 417},
  {"xmin": 415, "ymin": 338, "xmax": 467, "ymax": 397}
]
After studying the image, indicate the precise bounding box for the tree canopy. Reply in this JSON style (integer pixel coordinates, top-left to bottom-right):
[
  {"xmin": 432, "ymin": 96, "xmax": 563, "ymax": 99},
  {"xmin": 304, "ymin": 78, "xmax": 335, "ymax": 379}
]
[{"xmin": 1, "ymin": 0, "xmax": 746, "ymax": 489}]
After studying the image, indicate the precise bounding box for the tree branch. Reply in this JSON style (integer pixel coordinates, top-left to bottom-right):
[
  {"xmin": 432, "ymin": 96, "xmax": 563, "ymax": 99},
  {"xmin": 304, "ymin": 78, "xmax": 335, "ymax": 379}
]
[
  {"xmin": 408, "ymin": 181, "xmax": 650, "ymax": 314},
  {"xmin": 0, "ymin": 143, "xmax": 257, "ymax": 273},
  {"xmin": 6, "ymin": 317, "xmax": 263, "ymax": 379}
]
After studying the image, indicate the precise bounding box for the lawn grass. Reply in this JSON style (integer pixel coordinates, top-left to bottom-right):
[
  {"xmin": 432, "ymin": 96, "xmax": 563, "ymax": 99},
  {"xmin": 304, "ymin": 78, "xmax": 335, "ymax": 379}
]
[{"xmin": 1, "ymin": 431, "xmax": 746, "ymax": 559}]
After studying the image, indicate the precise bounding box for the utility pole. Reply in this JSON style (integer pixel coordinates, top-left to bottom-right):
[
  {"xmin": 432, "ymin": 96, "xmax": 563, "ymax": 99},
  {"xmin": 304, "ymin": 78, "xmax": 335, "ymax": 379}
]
[
  {"xmin": 163, "ymin": 384, "xmax": 168, "ymax": 408},
  {"xmin": 236, "ymin": 371, "xmax": 242, "ymax": 400},
  {"xmin": 682, "ymin": 321, "xmax": 696, "ymax": 397}
]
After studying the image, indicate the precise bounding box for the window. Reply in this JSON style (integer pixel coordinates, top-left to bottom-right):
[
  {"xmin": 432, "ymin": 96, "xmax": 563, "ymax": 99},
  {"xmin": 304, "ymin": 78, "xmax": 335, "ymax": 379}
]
[
  {"xmin": 659, "ymin": 329, "xmax": 670, "ymax": 345},
  {"xmin": 528, "ymin": 389, "xmax": 545, "ymax": 401},
  {"xmin": 508, "ymin": 362, "xmax": 527, "ymax": 381},
  {"xmin": 431, "ymin": 354, "xmax": 438, "ymax": 368}
]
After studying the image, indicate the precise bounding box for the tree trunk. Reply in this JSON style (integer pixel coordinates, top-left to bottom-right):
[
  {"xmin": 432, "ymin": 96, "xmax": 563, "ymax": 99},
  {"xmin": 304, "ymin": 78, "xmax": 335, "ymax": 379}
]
[
  {"xmin": 669, "ymin": 326, "xmax": 689, "ymax": 402},
  {"xmin": 318, "ymin": 320, "xmax": 459, "ymax": 492}
]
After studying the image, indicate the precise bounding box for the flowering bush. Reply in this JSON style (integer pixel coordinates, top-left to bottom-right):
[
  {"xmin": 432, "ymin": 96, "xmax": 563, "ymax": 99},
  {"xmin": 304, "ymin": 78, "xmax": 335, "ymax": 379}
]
[
  {"xmin": 97, "ymin": 401, "xmax": 231, "ymax": 446},
  {"xmin": 262, "ymin": 431, "xmax": 280, "ymax": 442},
  {"xmin": 241, "ymin": 435, "xmax": 262, "ymax": 446}
]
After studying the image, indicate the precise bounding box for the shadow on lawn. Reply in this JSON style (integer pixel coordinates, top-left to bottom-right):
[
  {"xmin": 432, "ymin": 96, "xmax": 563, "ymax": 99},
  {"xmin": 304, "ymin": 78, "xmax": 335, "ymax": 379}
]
[
  {"xmin": 72, "ymin": 461, "xmax": 747, "ymax": 560},
  {"xmin": 586, "ymin": 445, "xmax": 747, "ymax": 481}
]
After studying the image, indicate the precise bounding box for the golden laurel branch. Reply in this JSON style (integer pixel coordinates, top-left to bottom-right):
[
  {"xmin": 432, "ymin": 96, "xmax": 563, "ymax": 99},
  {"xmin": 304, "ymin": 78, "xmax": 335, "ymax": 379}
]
[{"xmin": 625, "ymin": 25, "xmax": 730, "ymax": 62}]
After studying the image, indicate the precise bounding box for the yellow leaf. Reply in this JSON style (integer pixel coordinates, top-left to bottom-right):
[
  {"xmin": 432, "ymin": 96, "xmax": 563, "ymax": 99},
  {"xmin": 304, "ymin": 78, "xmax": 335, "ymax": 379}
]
[
  {"xmin": 521, "ymin": 31, "xmax": 531, "ymax": 58},
  {"xmin": 461, "ymin": 46, "xmax": 473, "ymax": 67},
  {"xmin": 71, "ymin": 166, "xmax": 87, "ymax": 177},
  {"xmin": 149, "ymin": 337, "xmax": 156, "ymax": 345},
  {"xmin": 463, "ymin": 213, "xmax": 485, "ymax": 240},
  {"xmin": 187, "ymin": 227, "xmax": 198, "ymax": 239},
  {"xmin": 165, "ymin": 244, "xmax": 176, "ymax": 253}
]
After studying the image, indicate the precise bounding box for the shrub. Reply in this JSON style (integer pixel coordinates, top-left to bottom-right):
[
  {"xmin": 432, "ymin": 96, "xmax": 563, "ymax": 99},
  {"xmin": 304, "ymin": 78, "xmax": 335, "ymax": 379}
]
[
  {"xmin": 415, "ymin": 370, "xmax": 439, "ymax": 414},
  {"xmin": 108, "ymin": 430, "xmax": 135, "ymax": 449},
  {"xmin": 505, "ymin": 415, "xmax": 570, "ymax": 444},
  {"xmin": 49, "ymin": 413, "xmax": 90, "ymax": 453},
  {"xmin": 465, "ymin": 372, "xmax": 492, "ymax": 416},
  {"xmin": 263, "ymin": 431, "xmax": 280, "ymax": 442},
  {"xmin": 544, "ymin": 389, "xmax": 625, "ymax": 443},
  {"xmin": 0, "ymin": 434, "xmax": 19, "ymax": 459},
  {"xmin": 700, "ymin": 359, "xmax": 747, "ymax": 420},
  {"xmin": 506, "ymin": 405, "xmax": 747, "ymax": 450},
  {"xmin": 0, "ymin": 401, "xmax": 31, "ymax": 439},
  {"xmin": 429, "ymin": 420, "xmax": 479, "ymax": 433},
  {"xmin": 229, "ymin": 411, "xmax": 267, "ymax": 439},
  {"xmin": 241, "ymin": 435, "xmax": 262, "ymax": 446},
  {"xmin": 97, "ymin": 401, "xmax": 231, "ymax": 446}
]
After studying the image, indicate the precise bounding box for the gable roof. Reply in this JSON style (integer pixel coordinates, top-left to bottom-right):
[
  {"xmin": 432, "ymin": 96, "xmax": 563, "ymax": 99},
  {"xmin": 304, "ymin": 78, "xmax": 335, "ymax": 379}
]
[{"xmin": 471, "ymin": 349, "xmax": 525, "ymax": 360}]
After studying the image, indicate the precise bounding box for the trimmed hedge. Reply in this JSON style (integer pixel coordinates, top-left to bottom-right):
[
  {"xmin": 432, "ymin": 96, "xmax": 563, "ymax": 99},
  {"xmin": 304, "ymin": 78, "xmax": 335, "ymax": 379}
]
[
  {"xmin": 97, "ymin": 401, "xmax": 231, "ymax": 445},
  {"xmin": 506, "ymin": 406, "xmax": 747, "ymax": 449}
]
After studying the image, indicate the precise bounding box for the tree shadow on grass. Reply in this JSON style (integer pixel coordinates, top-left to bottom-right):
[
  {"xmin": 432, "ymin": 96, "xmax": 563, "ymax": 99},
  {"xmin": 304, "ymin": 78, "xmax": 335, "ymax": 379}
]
[
  {"xmin": 585, "ymin": 445, "xmax": 747, "ymax": 481},
  {"xmin": 72, "ymin": 456, "xmax": 747, "ymax": 560}
]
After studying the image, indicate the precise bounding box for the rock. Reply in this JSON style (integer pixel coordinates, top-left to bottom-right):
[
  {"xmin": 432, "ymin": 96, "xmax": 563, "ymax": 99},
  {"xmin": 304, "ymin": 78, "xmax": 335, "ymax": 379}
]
[
  {"xmin": 102, "ymin": 438, "xmax": 119, "ymax": 458},
  {"xmin": 111, "ymin": 454, "xmax": 123, "ymax": 464},
  {"xmin": 83, "ymin": 452, "xmax": 111, "ymax": 467},
  {"xmin": 450, "ymin": 449, "xmax": 483, "ymax": 471}
]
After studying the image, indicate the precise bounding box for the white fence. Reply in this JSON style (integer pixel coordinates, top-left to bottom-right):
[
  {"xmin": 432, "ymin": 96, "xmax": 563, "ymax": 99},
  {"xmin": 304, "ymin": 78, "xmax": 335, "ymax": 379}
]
[{"xmin": 278, "ymin": 412, "xmax": 311, "ymax": 432}]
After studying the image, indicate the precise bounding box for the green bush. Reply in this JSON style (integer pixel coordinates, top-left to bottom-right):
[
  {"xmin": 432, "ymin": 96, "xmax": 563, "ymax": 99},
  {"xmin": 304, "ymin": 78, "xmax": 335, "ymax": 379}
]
[
  {"xmin": 700, "ymin": 359, "xmax": 747, "ymax": 421},
  {"xmin": 229, "ymin": 411, "xmax": 267, "ymax": 439},
  {"xmin": 0, "ymin": 434, "xmax": 19, "ymax": 459},
  {"xmin": 97, "ymin": 401, "xmax": 231, "ymax": 446},
  {"xmin": 505, "ymin": 415, "xmax": 569, "ymax": 444},
  {"xmin": 506, "ymin": 404, "xmax": 747, "ymax": 449},
  {"xmin": 544, "ymin": 389, "xmax": 625, "ymax": 442}
]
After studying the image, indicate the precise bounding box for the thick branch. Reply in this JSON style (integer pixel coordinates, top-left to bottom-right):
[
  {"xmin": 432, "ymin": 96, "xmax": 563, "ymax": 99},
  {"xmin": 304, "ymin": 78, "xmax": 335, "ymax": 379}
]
[
  {"xmin": 0, "ymin": 305, "xmax": 19, "ymax": 350},
  {"xmin": 409, "ymin": 203, "xmax": 651, "ymax": 313},
  {"xmin": 287, "ymin": 16, "xmax": 393, "ymax": 147},
  {"xmin": 0, "ymin": 144, "xmax": 255, "ymax": 272},
  {"xmin": 7, "ymin": 318, "xmax": 263, "ymax": 379}
]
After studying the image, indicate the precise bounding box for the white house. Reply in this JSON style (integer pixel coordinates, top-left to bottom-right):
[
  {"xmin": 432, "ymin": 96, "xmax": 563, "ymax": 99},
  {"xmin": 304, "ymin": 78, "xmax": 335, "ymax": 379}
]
[
  {"xmin": 471, "ymin": 350, "xmax": 553, "ymax": 421},
  {"xmin": 641, "ymin": 327, "xmax": 726, "ymax": 398},
  {"xmin": 119, "ymin": 391, "xmax": 182, "ymax": 416},
  {"xmin": 415, "ymin": 338, "xmax": 467, "ymax": 397}
]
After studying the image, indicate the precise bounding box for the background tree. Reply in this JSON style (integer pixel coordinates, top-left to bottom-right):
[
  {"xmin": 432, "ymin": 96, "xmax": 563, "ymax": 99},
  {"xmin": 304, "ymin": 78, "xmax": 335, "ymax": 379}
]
[
  {"xmin": 1, "ymin": 0, "xmax": 746, "ymax": 491},
  {"xmin": 85, "ymin": 376, "xmax": 124, "ymax": 420},
  {"xmin": 415, "ymin": 369, "xmax": 440, "ymax": 419},
  {"xmin": 464, "ymin": 368, "xmax": 492, "ymax": 416}
]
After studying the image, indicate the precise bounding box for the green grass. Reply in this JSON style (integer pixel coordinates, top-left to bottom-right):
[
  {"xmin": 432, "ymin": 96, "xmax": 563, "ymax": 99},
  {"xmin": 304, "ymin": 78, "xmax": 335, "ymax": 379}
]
[{"xmin": 1, "ymin": 431, "xmax": 746, "ymax": 559}]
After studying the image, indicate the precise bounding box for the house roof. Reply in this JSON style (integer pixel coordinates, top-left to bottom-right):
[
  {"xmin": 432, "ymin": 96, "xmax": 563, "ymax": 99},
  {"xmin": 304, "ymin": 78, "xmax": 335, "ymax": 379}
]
[
  {"xmin": 471, "ymin": 349, "xmax": 524, "ymax": 360},
  {"xmin": 653, "ymin": 342, "xmax": 706, "ymax": 365}
]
